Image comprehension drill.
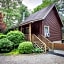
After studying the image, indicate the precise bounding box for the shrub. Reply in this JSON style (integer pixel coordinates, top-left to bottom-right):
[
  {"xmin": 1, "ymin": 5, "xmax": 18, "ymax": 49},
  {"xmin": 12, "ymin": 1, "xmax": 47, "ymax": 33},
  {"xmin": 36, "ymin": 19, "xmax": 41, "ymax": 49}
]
[
  {"xmin": 5, "ymin": 49, "xmax": 19, "ymax": 55},
  {"xmin": 18, "ymin": 41, "xmax": 34, "ymax": 54},
  {"xmin": 33, "ymin": 47, "xmax": 44, "ymax": 53},
  {"xmin": 0, "ymin": 33, "xmax": 3, "ymax": 35},
  {"xmin": 7, "ymin": 30, "xmax": 25, "ymax": 47},
  {"xmin": 0, "ymin": 35, "xmax": 6, "ymax": 39},
  {"xmin": 0, "ymin": 38, "xmax": 14, "ymax": 52}
]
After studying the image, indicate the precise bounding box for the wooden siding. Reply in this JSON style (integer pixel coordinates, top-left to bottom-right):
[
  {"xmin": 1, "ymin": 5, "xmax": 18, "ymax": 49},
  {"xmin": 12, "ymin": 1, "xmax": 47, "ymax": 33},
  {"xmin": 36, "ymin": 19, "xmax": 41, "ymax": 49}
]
[
  {"xmin": 53, "ymin": 43, "xmax": 64, "ymax": 50},
  {"xmin": 42, "ymin": 7, "xmax": 62, "ymax": 42},
  {"xmin": 31, "ymin": 21, "xmax": 42, "ymax": 35}
]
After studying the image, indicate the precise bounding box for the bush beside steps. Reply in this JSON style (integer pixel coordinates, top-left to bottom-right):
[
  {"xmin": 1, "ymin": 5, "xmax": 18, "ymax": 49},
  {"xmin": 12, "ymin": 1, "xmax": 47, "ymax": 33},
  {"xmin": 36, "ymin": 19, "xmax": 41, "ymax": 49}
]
[
  {"xmin": 18, "ymin": 41, "xmax": 34, "ymax": 54},
  {"xmin": 18, "ymin": 41, "xmax": 44, "ymax": 54}
]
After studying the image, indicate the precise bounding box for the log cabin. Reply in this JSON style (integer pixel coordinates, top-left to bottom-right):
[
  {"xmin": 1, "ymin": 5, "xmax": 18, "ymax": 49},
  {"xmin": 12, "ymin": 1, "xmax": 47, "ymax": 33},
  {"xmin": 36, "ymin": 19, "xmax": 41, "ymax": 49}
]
[
  {"xmin": 19, "ymin": 4, "xmax": 63, "ymax": 44},
  {"xmin": 19, "ymin": 4, "xmax": 64, "ymax": 52},
  {"xmin": 0, "ymin": 13, "xmax": 6, "ymax": 32}
]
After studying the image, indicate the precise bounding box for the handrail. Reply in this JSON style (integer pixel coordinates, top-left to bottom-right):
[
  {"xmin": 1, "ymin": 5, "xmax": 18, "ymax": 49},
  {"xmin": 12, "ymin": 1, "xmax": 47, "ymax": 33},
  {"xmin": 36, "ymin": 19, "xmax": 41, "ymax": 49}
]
[
  {"xmin": 32, "ymin": 34, "xmax": 49, "ymax": 53},
  {"xmin": 38, "ymin": 34, "xmax": 51, "ymax": 43},
  {"xmin": 41, "ymin": 35, "xmax": 52, "ymax": 43},
  {"xmin": 35, "ymin": 35, "xmax": 50, "ymax": 49},
  {"xmin": 33, "ymin": 34, "xmax": 46, "ymax": 45},
  {"xmin": 37, "ymin": 34, "xmax": 54, "ymax": 49}
]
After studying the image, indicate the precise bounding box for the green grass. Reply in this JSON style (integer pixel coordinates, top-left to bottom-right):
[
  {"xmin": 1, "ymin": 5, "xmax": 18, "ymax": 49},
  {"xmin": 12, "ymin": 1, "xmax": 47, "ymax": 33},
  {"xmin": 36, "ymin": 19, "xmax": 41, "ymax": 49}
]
[
  {"xmin": 0, "ymin": 48, "xmax": 44, "ymax": 56},
  {"xmin": 3, "ymin": 49, "xmax": 19, "ymax": 56}
]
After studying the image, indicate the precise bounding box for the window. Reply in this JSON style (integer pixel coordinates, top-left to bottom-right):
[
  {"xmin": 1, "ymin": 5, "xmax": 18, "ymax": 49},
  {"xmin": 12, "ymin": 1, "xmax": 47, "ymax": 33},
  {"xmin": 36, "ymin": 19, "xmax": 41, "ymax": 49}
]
[{"xmin": 44, "ymin": 26, "xmax": 50, "ymax": 37}]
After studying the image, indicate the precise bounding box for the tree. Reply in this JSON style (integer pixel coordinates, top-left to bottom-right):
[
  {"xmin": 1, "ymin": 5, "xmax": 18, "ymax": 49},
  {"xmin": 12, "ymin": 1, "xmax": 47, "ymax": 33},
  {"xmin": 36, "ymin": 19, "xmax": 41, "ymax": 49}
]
[
  {"xmin": 0, "ymin": 0, "xmax": 30, "ymax": 29},
  {"xmin": 33, "ymin": 0, "xmax": 58, "ymax": 13}
]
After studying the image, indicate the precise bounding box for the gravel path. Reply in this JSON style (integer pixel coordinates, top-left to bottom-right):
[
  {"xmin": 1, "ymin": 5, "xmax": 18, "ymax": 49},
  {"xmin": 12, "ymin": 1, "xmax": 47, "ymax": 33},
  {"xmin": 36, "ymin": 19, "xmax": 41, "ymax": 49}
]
[{"xmin": 0, "ymin": 53, "xmax": 64, "ymax": 64}]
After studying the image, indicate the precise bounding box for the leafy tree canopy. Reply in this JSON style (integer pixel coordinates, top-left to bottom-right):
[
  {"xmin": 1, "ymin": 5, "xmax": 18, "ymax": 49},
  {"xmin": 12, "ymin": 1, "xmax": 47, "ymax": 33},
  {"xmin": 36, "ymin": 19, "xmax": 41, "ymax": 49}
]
[
  {"xmin": 0, "ymin": 0, "xmax": 30, "ymax": 29},
  {"xmin": 33, "ymin": 0, "xmax": 58, "ymax": 13}
]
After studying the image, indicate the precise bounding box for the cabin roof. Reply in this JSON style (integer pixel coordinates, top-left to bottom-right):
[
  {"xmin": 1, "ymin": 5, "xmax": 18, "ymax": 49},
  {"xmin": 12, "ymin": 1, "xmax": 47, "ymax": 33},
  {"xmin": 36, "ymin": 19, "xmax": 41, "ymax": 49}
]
[{"xmin": 20, "ymin": 4, "xmax": 63, "ymax": 26}]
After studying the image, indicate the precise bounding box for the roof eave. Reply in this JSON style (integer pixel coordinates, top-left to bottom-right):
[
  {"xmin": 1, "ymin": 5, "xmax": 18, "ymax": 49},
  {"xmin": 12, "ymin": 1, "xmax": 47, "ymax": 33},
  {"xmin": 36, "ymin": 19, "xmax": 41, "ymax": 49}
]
[
  {"xmin": 19, "ymin": 19, "xmax": 44, "ymax": 26},
  {"xmin": 19, "ymin": 21, "xmax": 34, "ymax": 26}
]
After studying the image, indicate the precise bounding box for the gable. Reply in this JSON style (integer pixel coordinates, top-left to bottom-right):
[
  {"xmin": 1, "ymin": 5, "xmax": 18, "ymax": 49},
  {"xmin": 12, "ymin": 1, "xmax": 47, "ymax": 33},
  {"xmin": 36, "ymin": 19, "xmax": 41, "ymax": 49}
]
[
  {"xmin": 45, "ymin": 6, "xmax": 63, "ymax": 27},
  {"xmin": 53, "ymin": 6, "xmax": 63, "ymax": 27}
]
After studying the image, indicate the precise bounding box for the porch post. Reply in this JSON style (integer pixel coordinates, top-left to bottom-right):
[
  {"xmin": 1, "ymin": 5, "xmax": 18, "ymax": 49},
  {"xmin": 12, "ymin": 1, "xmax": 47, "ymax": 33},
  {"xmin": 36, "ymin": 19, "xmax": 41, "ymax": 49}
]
[{"xmin": 29, "ymin": 23, "xmax": 31, "ymax": 41}]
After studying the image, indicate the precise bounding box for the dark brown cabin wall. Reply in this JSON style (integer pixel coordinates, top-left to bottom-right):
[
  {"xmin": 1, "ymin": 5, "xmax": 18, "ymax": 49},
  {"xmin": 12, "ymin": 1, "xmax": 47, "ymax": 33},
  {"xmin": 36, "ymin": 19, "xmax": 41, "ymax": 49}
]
[
  {"xmin": 31, "ymin": 21, "xmax": 42, "ymax": 35},
  {"xmin": 42, "ymin": 21, "xmax": 45, "ymax": 35},
  {"xmin": 39, "ymin": 21, "xmax": 42, "ymax": 34},
  {"xmin": 42, "ymin": 8, "xmax": 62, "ymax": 42}
]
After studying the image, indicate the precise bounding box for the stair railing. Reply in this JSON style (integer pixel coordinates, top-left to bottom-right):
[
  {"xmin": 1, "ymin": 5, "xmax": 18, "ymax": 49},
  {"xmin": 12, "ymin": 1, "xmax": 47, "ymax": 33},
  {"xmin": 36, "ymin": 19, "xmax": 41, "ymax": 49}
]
[
  {"xmin": 37, "ymin": 34, "xmax": 54, "ymax": 50},
  {"xmin": 32, "ymin": 34, "xmax": 49, "ymax": 53}
]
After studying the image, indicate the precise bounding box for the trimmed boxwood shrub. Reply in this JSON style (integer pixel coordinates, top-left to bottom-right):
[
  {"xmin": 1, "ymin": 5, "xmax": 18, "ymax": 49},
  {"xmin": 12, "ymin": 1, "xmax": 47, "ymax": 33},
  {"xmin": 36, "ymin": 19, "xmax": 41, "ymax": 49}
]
[
  {"xmin": 18, "ymin": 41, "xmax": 34, "ymax": 54},
  {"xmin": 7, "ymin": 30, "xmax": 25, "ymax": 47},
  {"xmin": 0, "ymin": 35, "xmax": 6, "ymax": 39},
  {"xmin": 0, "ymin": 38, "xmax": 14, "ymax": 52}
]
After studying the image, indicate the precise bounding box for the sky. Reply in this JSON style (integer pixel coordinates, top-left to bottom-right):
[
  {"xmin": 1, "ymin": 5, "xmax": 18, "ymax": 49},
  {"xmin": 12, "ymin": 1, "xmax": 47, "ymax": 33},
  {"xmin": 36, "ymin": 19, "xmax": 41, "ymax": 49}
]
[{"xmin": 22, "ymin": 0, "xmax": 42, "ymax": 10}]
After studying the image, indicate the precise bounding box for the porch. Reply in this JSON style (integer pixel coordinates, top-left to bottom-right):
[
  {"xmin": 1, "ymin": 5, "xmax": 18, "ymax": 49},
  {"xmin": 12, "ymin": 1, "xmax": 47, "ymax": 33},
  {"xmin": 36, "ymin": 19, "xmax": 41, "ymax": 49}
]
[{"xmin": 20, "ymin": 21, "xmax": 42, "ymax": 41}]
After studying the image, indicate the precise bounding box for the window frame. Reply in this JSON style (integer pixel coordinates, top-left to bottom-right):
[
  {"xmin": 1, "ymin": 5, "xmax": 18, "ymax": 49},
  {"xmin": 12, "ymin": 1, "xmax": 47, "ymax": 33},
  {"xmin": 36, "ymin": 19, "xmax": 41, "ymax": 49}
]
[{"xmin": 44, "ymin": 25, "xmax": 50, "ymax": 37}]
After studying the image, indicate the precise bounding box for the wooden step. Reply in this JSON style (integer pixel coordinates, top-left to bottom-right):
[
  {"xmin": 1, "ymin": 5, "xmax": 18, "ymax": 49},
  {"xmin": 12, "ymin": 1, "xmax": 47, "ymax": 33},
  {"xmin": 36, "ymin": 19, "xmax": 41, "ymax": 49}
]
[{"xmin": 32, "ymin": 34, "xmax": 50, "ymax": 53}]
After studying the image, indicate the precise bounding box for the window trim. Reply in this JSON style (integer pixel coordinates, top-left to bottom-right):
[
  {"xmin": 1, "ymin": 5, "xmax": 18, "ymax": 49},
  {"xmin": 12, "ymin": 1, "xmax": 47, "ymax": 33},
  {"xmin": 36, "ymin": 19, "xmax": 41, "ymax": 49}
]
[{"xmin": 44, "ymin": 25, "xmax": 50, "ymax": 37}]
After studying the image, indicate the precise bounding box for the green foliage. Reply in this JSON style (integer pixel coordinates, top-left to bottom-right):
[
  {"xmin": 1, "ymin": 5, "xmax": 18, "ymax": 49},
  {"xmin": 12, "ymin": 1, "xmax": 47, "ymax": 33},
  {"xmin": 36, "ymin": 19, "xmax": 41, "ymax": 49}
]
[
  {"xmin": 0, "ymin": 35, "xmax": 6, "ymax": 39},
  {"xmin": 0, "ymin": 0, "xmax": 30, "ymax": 29},
  {"xmin": 18, "ymin": 4, "xmax": 30, "ymax": 23},
  {"xmin": 4, "ymin": 49, "xmax": 19, "ymax": 55},
  {"xmin": 18, "ymin": 41, "xmax": 34, "ymax": 54},
  {"xmin": 0, "ymin": 33, "xmax": 3, "ymax": 35},
  {"xmin": 33, "ymin": 0, "xmax": 58, "ymax": 13},
  {"xmin": 33, "ymin": 47, "xmax": 43, "ymax": 53},
  {"xmin": 7, "ymin": 30, "xmax": 25, "ymax": 47},
  {"xmin": 0, "ymin": 38, "xmax": 14, "ymax": 52}
]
